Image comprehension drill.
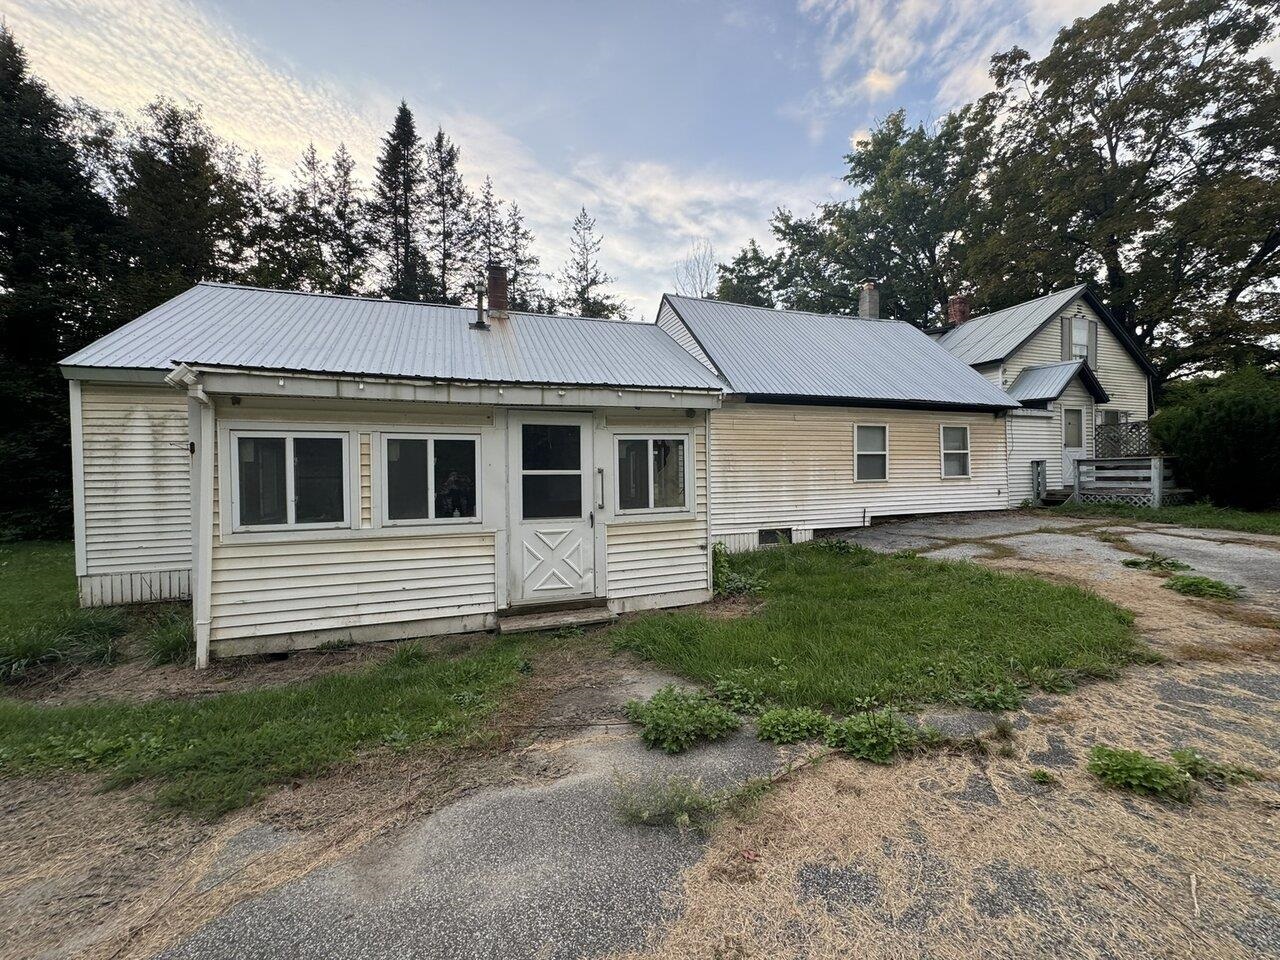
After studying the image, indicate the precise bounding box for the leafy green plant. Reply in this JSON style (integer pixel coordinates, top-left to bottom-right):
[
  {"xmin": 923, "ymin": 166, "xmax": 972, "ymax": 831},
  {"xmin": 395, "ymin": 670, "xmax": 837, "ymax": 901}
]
[
  {"xmin": 713, "ymin": 676, "xmax": 769, "ymax": 714},
  {"xmin": 957, "ymin": 682, "xmax": 1023, "ymax": 711},
  {"xmin": 1122, "ymin": 553, "xmax": 1191, "ymax": 572},
  {"xmin": 711, "ymin": 542, "xmax": 767, "ymax": 598},
  {"xmin": 756, "ymin": 706, "xmax": 831, "ymax": 744},
  {"xmin": 1163, "ymin": 575, "xmax": 1242, "ymax": 600},
  {"xmin": 1028, "ymin": 768, "xmax": 1058, "ymax": 786},
  {"xmin": 1087, "ymin": 746, "xmax": 1194, "ymax": 802},
  {"xmin": 142, "ymin": 609, "xmax": 194, "ymax": 665},
  {"xmin": 825, "ymin": 709, "xmax": 918, "ymax": 764},
  {"xmin": 624, "ymin": 685, "xmax": 741, "ymax": 754},
  {"xmin": 1171, "ymin": 748, "xmax": 1261, "ymax": 787}
]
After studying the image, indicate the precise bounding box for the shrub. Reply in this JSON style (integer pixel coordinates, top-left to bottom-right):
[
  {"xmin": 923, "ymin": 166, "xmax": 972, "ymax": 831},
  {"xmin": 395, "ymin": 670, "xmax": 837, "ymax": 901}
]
[
  {"xmin": 957, "ymin": 682, "xmax": 1023, "ymax": 711},
  {"xmin": 1087, "ymin": 745, "xmax": 1194, "ymax": 802},
  {"xmin": 825, "ymin": 709, "xmax": 917, "ymax": 763},
  {"xmin": 1122, "ymin": 553, "xmax": 1191, "ymax": 572},
  {"xmin": 1163, "ymin": 575, "xmax": 1242, "ymax": 600},
  {"xmin": 1151, "ymin": 367, "xmax": 1280, "ymax": 510},
  {"xmin": 756, "ymin": 706, "xmax": 831, "ymax": 744},
  {"xmin": 142, "ymin": 609, "xmax": 194, "ymax": 665},
  {"xmin": 624, "ymin": 685, "xmax": 741, "ymax": 754},
  {"xmin": 713, "ymin": 676, "xmax": 768, "ymax": 714}
]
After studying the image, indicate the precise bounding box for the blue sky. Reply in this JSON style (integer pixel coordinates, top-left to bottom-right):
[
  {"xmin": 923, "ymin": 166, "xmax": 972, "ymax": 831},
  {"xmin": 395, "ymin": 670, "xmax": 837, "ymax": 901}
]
[{"xmin": 10, "ymin": 0, "xmax": 1103, "ymax": 317}]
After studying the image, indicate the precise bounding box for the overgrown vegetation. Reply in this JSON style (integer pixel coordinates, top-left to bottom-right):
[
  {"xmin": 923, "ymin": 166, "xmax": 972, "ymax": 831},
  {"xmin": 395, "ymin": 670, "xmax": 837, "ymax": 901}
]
[
  {"xmin": 1028, "ymin": 769, "xmax": 1058, "ymax": 786},
  {"xmin": 1122, "ymin": 553, "xmax": 1191, "ymax": 573},
  {"xmin": 824, "ymin": 709, "xmax": 920, "ymax": 764},
  {"xmin": 756, "ymin": 706, "xmax": 832, "ymax": 745},
  {"xmin": 141, "ymin": 608, "xmax": 195, "ymax": 665},
  {"xmin": 956, "ymin": 682, "xmax": 1023, "ymax": 711},
  {"xmin": 711, "ymin": 543, "xmax": 767, "ymax": 598},
  {"xmin": 1163, "ymin": 575, "xmax": 1242, "ymax": 600},
  {"xmin": 0, "ymin": 641, "xmax": 527, "ymax": 817},
  {"xmin": 614, "ymin": 774, "xmax": 773, "ymax": 832},
  {"xmin": 614, "ymin": 543, "xmax": 1138, "ymax": 712},
  {"xmin": 712, "ymin": 676, "xmax": 769, "ymax": 715},
  {"xmin": 1171, "ymin": 748, "xmax": 1262, "ymax": 788},
  {"xmin": 1087, "ymin": 746, "xmax": 1195, "ymax": 803},
  {"xmin": 1053, "ymin": 503, "xmax": 1280, "ymax": 537},
  {"xmin": 624, "ymin": 685, "xmax": 741, "ymax": 755}
]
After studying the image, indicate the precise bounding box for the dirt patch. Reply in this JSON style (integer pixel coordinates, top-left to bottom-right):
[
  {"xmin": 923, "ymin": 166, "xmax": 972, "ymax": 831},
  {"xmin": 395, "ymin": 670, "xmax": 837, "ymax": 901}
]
[{"xmin": 701, "ymin": 596, "xmax": 767, "ymax": 621}]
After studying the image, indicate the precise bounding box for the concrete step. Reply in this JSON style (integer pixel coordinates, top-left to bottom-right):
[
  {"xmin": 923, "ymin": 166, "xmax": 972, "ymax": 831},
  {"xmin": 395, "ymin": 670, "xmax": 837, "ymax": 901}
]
[{"xmin": 497, "ymin": 606, "xmax": 618, "ymax": 635}]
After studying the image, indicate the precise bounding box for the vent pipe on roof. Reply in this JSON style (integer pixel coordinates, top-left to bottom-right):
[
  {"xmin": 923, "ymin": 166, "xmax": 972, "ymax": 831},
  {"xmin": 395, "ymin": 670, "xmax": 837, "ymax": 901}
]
[
  {"xmin": 487, "ymin": 263, "xmax": 509, "ymax": 321},
  {"xmin": 858, "ymin": 281, "xmax": 879, "ymax": 319},
  {"xmin": 948, "ymin": 293, "xmax": 972, "ymax": 326},
  {"xmin": 472, "ymin": 286, "xmax": 489, "ymax": 330}
]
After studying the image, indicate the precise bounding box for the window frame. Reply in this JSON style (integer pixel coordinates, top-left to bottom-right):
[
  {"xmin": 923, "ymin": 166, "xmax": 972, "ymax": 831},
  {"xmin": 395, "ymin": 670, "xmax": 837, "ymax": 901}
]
[
  {"xmin": 612, "ymin": 432, "xmax": 695, "ymax": 518},
  {"xmin": 853, "ymin": 423, "xmax": 890, "ymax": 483},
  {"xmin": 229, "ymin": 428, "xmax": 353, "ymax": 533},
  {"xmin": 939, "ymin": 424, "xmax": 972, "ymax": 480},
  {"xmin": 1071, "ymin": 316, "xmax": 1090, "ymax": 362},
  {"xmin": 378, "ymin": 431, "xmax": 483, "ymax": 528}
]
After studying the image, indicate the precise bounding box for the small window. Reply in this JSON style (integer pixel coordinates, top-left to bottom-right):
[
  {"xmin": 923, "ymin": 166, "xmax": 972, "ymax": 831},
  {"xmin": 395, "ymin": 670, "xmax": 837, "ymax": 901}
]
[
  {"xmin": 759, "ymin": 528, "xmax": 792, "ymax": 546},
  {"xmin": 1100, "ymin": 409, "xmax": 1121, "ymax": 426},
  {"xmin": 854, "ymin": 424, "xmax": 888, "ymax": 481},
  {"xmin": 384, "ymin": 434, "xmax": 478, "ymax": 523},
  {"xmin": 941, "ymin": 425, "xmax": 970, "ymax": 478},
  {"xmin": 233, "ymin": 432, "xmax": 348, "ymax": 530},
  {"xmin": 1071, "ymin": 316, "xmax": 1090, "ymax": 361},
  {"xmin": 616, "ymin": 436, "xmax": 689, "ymax": 513},
  {"xmin": 1064, "ymin": 409, "xmax": 1084, "ymax": 449}
]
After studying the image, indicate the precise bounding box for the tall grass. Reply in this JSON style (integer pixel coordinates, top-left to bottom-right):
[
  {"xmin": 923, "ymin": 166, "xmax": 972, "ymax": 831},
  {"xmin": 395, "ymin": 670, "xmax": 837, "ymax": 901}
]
[{"xmin": 1052, "ymin": 502, "xmax": 1280, "ymax": 536}]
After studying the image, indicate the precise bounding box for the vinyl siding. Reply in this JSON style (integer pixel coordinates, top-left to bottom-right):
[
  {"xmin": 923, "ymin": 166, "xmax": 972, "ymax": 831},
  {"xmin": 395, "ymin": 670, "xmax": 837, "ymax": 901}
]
[
  {"xmin": 77, "ymin": 383, "xmax": 191, "ymax": 603},
  {"xmin": 709, "ymin": 402, "xmax": 1007, "ymax": 547},
  {"xmin": 1007, "ymin": 412, "xmax": 1059, "ymax": 505},
  {"xmin": 605, "ymin": 421, "xmax": 710, "ymax": 600},
  {"xmin": 656, "ymin": 301, "xmax": 719, "ymax": 374}
]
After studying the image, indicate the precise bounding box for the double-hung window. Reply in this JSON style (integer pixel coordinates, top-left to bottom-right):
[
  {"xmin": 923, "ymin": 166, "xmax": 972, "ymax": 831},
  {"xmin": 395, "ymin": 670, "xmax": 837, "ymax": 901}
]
[
  {"xmin": 233, "ymin": 431, "xmax": 348, "ymax": 530},
  {"xmin": 383, "ymin": 434, "xmax": 480, "ymax": 524},
  {"xmin": 1071, "ymin": 316, "xmax": 1090, "ymax": 363},
  {"xmin": 616, "ymin": 435, "xmax": 689, "ymax": 513},
  {"xmin": 854, "ymin": 424, "xmax": 888, "ymax": 481},
  {"xmin": 940, "ymin": 425, "xmax": 971, "ymax": 478}
]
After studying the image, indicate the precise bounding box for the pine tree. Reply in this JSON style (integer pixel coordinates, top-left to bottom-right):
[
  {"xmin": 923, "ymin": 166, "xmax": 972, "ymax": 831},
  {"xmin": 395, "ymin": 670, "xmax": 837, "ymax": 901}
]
[
  {"xmin": 369, "ymin": 102, "xmax": 428, "ymax": 300},
  {"xmin": 326, "ymin": 143, "xmax": 369, "ymax": 295},
  {"xmin": 471, "ymin": 175, "xmax": 506, "ymax": 286},
  {"xmin": 423, "ymin": 126, "xmax": 475, "ymax": 304},
  {"xmin": 280, "ymin": 142, "xmax": 332, "ymax": 290},
  {"xmin": 503, "ymin": 201, "xmax": 548, "ymax": 312},
  {"xmin": 557, "ymin": 207, "xmax": 628, "ymax": 319},
  {"xmin": 238, "ymin": 152, "xmax": 289, "ymax": 287}
]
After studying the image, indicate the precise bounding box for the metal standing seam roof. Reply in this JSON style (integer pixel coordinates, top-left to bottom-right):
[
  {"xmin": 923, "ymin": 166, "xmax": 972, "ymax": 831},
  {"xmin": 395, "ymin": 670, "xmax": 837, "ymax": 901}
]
[
  {"xmin": 60, "ymin": 283, "xmax": 727, "ymax": 392},
  {"xmin": 936, "ymin": 285, "xmax": 1087, "ymax": 366},
  {"xmin": 1006, "ymin": 360, "xmax": 1110, "ymax": 404},
  {"xmin": 661, "ymin": 295, "xmax": 1018, "ymax": 409}
]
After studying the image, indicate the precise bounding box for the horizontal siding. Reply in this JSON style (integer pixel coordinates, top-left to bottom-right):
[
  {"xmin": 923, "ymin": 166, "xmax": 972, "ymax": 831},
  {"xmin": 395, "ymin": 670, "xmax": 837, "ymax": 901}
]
[
  {"xmin": 79, "ymin": 569, "xmax": 190, "ymax": 607},
  {"xmin": 606, "ymin": 424, "xmax": 709, "ymax": 600},
  {"xmin": 1007, "ymin": 413, "xmax": 1059, "ymax": 505},
  {"xmin": 656, "ymin": 301, "xmax": 718, "ymax": 374},
  {"xmin": 80, "ymin": 384, "xmax": 192, "ymax": 576},
  {"xmin": 709, "ymin": 403, "xmax": 1007, "ymax": 541},
  {"xmin": 209, "ymin": 533, "xmax": 497, "ymax": 640}
]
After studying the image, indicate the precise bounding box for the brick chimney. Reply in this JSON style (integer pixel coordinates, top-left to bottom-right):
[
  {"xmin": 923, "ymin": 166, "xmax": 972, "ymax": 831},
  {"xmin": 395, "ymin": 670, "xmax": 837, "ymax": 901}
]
[
  {"xmin": 948, "ymin": 293, "xmax": 972, "ymax": 326},
  {"xmin": 858, "ymin": 281, "xmax": 880, "ymax": 319},
  {"xmin": 487, "ymin": 263, "xmax": 509, "ymax": 320}
]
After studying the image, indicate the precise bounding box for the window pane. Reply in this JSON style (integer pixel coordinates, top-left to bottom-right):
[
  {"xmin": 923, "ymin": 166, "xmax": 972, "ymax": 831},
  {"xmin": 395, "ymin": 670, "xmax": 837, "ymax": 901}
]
[
  {"xmin": 617, "ymin": 439, "xmax": 649, "ymax": 510},
  {"xmin": 1064, "ymin": 410, "xmax": 1083, "ymax": 448},
  {"xmin": 238, "ymin": 436, "xmax": 287, "ymax": 526},
  {"xmin": 1072, "ymin": 317, "xmax": 1089, "ymax": 358},
  {"xmin": 942, "ymin": 426, "xmax": 968, "ymax": 452},
  {"xmin": 434, "ymin": 439, "xmax": 477, "ymax": 519},
  {"xmin": 522, "ymin": 474, "xmax": 582, "ymax": 519},
  {"xmin": 944, "ymin": 451, "xmax": 970, "ymax": 477},
  {"xmin": 653, "ymin": 439, "xmax": 686, "ymax": 509},
  {"xmin": 294, "ymin": 437, "xmax": 345, "ymax": 524},
  {"xmin": 856, "ymin": 425, "xmax": 886, "ymax": 453},
  {"xmin": 387, "ymin": 438, "xmax": 431, "ymax": 520},
  {"xmin": 857, "ymin": 453, "xmax": 887, "ymax": 481},
  {"xmin": 522, "ymin": 424, "xmax": 580, "ymax": 471}
]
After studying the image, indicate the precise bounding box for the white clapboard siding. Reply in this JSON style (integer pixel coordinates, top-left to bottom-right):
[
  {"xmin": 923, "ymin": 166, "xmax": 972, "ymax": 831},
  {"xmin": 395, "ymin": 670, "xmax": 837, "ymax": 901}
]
[
  {"xmin": 209, "ymin": 533, "xmax": 497, "ymax": 640},
  {"xmin": 606, "ymin": 425, "xmax": 709, "ymax": 599},
  {"xmin": 78, "ymin": 383, "xmax": 191, "ymax": 603},
  {"xmin": 709, "ymin": 403, "xmax": 1006, "ymax": 545},
  {"xmin": 1007, "ymin": 412, "xmax": 1060, "ymax": 505},
  {"xmin": 656, "ymin": 301, "xmax": 719, "ymax": 374}
]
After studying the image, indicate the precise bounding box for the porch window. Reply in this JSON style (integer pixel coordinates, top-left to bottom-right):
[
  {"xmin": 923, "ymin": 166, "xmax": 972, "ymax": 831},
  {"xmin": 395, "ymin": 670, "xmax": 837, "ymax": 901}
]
[
  {"xmin": 941, "ymin": 425, "xmax": 971, "ymax": 478},
  {"xmin": 383, "ymin": 434, "xmax": 479, "ymax": 523},
  {"xmin": 854, "ymin": 424, "xmax": 888, "ymax": 481},
  {"xmin": 233, "ymin": 432, "xmax": 348, "ymax": 530},
  {"xmin": 616, "ymin": 436, "xmax": 689, "ymax": 513}
]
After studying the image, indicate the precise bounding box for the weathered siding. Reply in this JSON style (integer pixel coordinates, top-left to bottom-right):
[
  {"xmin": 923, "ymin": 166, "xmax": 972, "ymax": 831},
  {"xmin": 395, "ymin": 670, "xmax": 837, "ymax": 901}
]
[
  {"xmin": 656, "ymin": 301, "xmax": 718, "ymax": 374},
  {"xmin": 76, "ymin": 383, "xmax": 191, "ymax": 604},
  {"xmin": 1007, "ymin": 411, "xmax": 1059, "ymax": 505},
  {"xmin": 709, "ymin": 403, "xmax": 1007, "ymax": 548},
  {"xmin": 605, "ymin": 421, "xmax": 710, "ymax": 601}
]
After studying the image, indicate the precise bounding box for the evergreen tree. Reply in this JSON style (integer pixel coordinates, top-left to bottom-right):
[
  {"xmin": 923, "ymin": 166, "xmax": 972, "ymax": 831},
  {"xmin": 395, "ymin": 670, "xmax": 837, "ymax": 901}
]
[
  {"xmin": 504, "ymin": 201, "xmax": 548, "ymax": 312},
  {"xmin": 423, "ymin": 126, "xmax": 475, "ymax": 304},
  {"xmin": 280, "ymin": 142, "xmax": 332, "ymax": 290},
  {"xmin": 558, "ymin": 206, "xmax": 628, "ymax": 319},
  {"xmin": 369, "ymin": 102, "xmax": 428, "ymax": 300},
  {"xmin": 326, "ymin": 143, "xmax": 369, "ymax": 295},
  {"xmin": 471, "ymin": 175, "xmax": 506, "ymax": 285},
  {"xmin": 237, "ymin": 152, "xmax": 289, "ymax": 287},
  {"xmin": 715, "ymin": 239, "xmax": 776, "ymax": 307}
]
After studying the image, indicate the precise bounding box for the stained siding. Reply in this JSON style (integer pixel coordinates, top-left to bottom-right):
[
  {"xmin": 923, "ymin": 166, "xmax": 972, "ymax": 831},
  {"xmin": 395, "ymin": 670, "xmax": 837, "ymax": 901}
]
[
  {"xmin": 77, "ymin": 383, "xmax": 191, "ymax": 603},
  {"xmin": 605, "ymin": 422, "xmax": 710, "ymax": 600},
  {"xmin": 709, "ymin": 403, "xmax": 1007, "ymax": 546}
]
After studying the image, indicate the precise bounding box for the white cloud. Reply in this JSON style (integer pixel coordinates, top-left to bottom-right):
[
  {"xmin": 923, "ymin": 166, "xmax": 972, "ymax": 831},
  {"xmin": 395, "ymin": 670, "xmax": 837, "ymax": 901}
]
[{"xmin": 5, "ymin": 0, "xmax": 830, "ymax": 319}]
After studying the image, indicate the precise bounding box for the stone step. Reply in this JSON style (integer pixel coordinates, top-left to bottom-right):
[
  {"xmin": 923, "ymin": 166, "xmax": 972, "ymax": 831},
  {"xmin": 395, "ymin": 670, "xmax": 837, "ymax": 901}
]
[{"xmin": 497, "ymin": 606, "xmax": 618, "ymax": 635}]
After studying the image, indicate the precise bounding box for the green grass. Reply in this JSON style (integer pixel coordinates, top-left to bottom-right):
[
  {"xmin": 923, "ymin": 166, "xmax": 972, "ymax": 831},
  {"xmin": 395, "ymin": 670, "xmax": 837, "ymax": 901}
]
[
  {"xmin": 0, "ymin": 639, "xmax": 528, "ymax": 818},
  {"xmin": 1163, "ymin": 574, "xmax": 1242, "ymax": 600},
  {"xmin": 0, "ymin": 541, "xmax": 78, "ymax": 631},
  {"xmin": 612, "ymin": 543, "xmax": 1138, "ymax": 712},
  {"xmin": 1051, "ymin": 503, "xmax": 1280, "ymax": 537}
]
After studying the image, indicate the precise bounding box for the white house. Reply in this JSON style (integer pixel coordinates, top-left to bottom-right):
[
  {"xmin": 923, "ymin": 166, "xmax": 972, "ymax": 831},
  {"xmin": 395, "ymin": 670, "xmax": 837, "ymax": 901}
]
[
  {"xmin": 934, "ymin": 285, "xmax": 1157, "ymax": 504},
  {"xmin": 60, "ymin": 271, "xmax": 724, "ymax": 666},
  {"xmin": 656, "ymin": 289, "xmax": 1020, "ymax": 552}
]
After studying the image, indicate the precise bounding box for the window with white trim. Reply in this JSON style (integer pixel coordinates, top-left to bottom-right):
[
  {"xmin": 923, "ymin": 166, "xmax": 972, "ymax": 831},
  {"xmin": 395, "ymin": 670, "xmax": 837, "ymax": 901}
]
[
  {"xmin": 854, "ymin": 424, "xmax": 888, "ymax": 481},
  {"xmin": 1071, "ymin": 316, "xmax": 1090, "ymax": 361},
  {"xmin": 383, "ymin": 434, "xmax": 479, "ymax": 523},
  {"xmin": 233, "ymin": 431, "xmax": 348, "ymax": 530},
  {"xmin": 940, "ymin": 425, "xmax": 971, "ymax": 478},
  {"xmin": 616, "ymin": 435, "xmax": 689, "ymax": 513}
]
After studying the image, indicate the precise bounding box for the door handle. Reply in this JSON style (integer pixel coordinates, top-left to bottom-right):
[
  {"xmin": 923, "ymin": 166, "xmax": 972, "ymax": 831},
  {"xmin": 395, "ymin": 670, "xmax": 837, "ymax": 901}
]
[
  {"xmin": 589, "ymin": 511, "xmax": 595, "ymax": 528},
  {"xmin": 596, "ymin": 467, "xmax": 605, "ymax": 509}
]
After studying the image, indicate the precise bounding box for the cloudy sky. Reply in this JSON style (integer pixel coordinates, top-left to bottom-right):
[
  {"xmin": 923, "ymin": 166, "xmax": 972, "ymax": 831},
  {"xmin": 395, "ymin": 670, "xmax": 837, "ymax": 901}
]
[{"xmin": 8, "ymin": 0, "xmax": 1103, "ymax": 318}]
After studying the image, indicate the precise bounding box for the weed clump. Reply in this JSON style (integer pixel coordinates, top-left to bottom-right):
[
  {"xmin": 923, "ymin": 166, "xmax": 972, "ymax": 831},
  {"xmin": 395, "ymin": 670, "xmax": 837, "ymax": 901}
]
[
  {"xmin": 1171, "ymin": 748, "xmax": 1262, "ymax": 788},
  {"xmin": 713, "ymin": 677, "xmax": 769, "ymax": 715},
  {"xmin": 0, "ymin": 608, "xmax": 128, "ymax": 683},
  {"xmin": 1122, "ymin": 553, "xmax": 1191, "ymax": 572},
  {"xmin": 957, "ymin": 682, "xmax": 1023, "ymax": 711},
  {"xmin": 756, "ymin": 706, "xmax": 831, "ymax": 744},
  {"xmin": 1087, "ymin": 745, "xmax": 1194, "ymax": 802},
  {"xmin": 711, "ymin": 543, "xmax": 767, "ymax": 598},
  {"xmin": 142, "ymin": 609, "xmax": 194, "ymax": 665},
  {"xmin": 1028, "ymin": 768, "xmax": 1058, "ymax": 786},
  {"xmin": 1163, "ymin": 575, "xmax": 1242, "ymax": 600},
  {"xmin": 825, "ymin": 709, "xmax": 918, "ymax": 764},
  {"xmin": 624, "ymin": 685, "xmax": 741, "ymax": 754}
]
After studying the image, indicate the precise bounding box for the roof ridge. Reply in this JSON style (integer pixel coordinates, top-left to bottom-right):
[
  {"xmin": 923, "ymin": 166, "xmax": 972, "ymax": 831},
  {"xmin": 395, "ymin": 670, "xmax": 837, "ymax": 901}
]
[
  {"xmin": 966, "ymin": 283, "xmax": 1087, "ymax": 323},
  {"xmin": 666, "ymin": 292, "xmax": 907, "ymax": 326}
]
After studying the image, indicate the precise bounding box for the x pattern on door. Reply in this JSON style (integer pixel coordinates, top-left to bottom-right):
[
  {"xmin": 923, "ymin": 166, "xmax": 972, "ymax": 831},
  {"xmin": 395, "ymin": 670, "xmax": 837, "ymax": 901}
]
[{"xmin": 522, "ymin": 525, "xmax": 589, "ymax": 595}]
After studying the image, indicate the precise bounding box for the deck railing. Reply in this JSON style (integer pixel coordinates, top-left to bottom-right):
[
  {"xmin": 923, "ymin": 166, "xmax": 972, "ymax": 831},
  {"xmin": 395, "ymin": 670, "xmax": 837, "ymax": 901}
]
[{"xmin": 1073, "ymin": 456, "xmax": 1181, "ymax": 508}]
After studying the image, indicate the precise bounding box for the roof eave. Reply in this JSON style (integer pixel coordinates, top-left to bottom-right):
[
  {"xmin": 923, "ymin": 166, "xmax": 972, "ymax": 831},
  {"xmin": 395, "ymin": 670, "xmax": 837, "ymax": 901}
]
[{"xmin": 739, "ymin": 392, "xmax": 1018, "ymax": 414}]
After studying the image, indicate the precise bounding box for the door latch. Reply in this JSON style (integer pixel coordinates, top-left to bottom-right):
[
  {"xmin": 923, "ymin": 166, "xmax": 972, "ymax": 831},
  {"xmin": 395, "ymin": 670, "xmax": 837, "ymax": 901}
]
[{"xmin": 589, "ymin": 511, "xmax": 595, "ymax": 528}]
